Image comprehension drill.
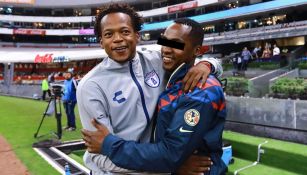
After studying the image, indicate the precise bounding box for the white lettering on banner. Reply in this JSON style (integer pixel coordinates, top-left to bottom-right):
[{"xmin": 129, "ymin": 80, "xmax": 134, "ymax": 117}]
[{"xmin": 53, "ymin": 56, "xmax": 69, "ymax": 63}]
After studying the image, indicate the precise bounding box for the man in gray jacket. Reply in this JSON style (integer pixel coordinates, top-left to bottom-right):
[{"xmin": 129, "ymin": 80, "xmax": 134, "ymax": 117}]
[{"xmin": 77, "ymin": 3, "xmax": 222, "ymax": 175}]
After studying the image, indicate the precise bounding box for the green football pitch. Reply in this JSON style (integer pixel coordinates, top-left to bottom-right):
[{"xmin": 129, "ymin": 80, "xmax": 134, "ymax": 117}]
[{"xmin": 0, "ymin": 95, "xmax": 306, "ymax": 175}]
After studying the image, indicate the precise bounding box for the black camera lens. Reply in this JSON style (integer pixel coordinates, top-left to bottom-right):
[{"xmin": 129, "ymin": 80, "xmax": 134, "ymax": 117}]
[{"xmin": 52, "ymin": 85, "xmax": 63, "ymax": 97}]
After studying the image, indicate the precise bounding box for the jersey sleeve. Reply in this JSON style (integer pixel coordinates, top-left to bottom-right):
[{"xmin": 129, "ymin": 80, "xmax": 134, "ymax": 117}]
[
  {"xmin": 101, "ymin": 87, "xmax": 225, "ymax": 173},
  {"xmin": 77, "ymin": 80, "xmax": 112, "ymax": 132},
  {"xmin": 195, "ymin": 57, "xmax": 223, "ymax": 78},
  {"xmin": 77, "ymin": 79, "xmax": 136, "ymax": 173}
]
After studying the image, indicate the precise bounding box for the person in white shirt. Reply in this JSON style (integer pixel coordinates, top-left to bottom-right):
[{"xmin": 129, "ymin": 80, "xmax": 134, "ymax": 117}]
[
  {"xmin": 273, "ymin": 44, "xmax": 280, "ymax": 56},
  {"xmin": 272, "ymin": 44, "xmax": 281, "ymax": 61}
]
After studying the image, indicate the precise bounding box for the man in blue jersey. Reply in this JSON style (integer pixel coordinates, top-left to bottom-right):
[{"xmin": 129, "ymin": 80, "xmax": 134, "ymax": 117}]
[
  {"xmin": 62, "ymin": 69, "xmax": 77, "ymax": 131},
  {"xmin": 82, "ymin": 18, "xmax": 227, "ymax": 174}
]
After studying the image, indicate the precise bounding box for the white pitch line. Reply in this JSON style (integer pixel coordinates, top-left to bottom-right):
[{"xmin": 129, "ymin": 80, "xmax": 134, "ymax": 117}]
[
  {"xmin": 56, "ymin": 140, "xmax": 84, "ymax": 148},
  {"xmin": 33, "ymin": 147, "xmax": 64, "ymax": 174},
  {"xmin": 50, "ymin": 147, "xmax": 90, "ymax": 174}
]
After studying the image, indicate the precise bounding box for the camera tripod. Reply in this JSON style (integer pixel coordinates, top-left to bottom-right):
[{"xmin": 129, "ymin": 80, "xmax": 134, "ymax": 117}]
[{"xmin": 34, "ymin": 94, "xmax": 62, "ymax": 139}]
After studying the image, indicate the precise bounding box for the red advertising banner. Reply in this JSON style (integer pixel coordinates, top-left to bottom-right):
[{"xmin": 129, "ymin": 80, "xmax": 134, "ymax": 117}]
[
  {"xmin": 34, "ymin": 54, "xmax": 53, "ymax": 63},
  {"xmin": 199, "ymin": 45, "xmax": 211, "ymax": 55},
  {"xmin": 168, "ymin": 1, "xmax": 198, "ymax": 13},
  {"xmin": 13, "ymin": 29, "xmax": 46, "ymax": 35},
  {"xmin": 168, "ymin": 5, "xmax": 182, "ymax": 13}
]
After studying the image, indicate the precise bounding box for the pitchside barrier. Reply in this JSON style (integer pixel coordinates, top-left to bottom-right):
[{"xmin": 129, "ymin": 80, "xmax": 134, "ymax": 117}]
[{"xmin": 225, "ymin": 96, "xmax": 307, "ymax": 144}]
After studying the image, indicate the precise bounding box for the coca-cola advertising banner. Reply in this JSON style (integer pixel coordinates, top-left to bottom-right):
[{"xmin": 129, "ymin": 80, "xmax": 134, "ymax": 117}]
[
  {"xmin": 34, "ymin": 54, "xmax": 69, "ymax": 63},
  {"xmin": 168, "ymin": 1, "xmax": 198, "ymax": 13},
  {"xmin": 13, "ymin": 29, "xmax": 46, "ymax": 35}
]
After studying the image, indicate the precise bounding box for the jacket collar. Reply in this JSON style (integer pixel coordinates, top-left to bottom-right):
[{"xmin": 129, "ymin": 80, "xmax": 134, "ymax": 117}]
[
  {"xmin": 166, "ymin": 63, "xmax": 192, "ymax": 89},
  {"xmin": 102, "ymin": 53, "xmax": 140, "ymax": 70}
]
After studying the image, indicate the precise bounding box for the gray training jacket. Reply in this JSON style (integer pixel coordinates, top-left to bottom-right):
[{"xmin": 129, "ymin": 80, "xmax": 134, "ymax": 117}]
[{"xmin": 77, "ymin": 49, "xmax": 222, "ymax": 175}]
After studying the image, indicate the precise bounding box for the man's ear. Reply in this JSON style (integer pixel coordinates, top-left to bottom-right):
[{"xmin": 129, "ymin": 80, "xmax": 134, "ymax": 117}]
[
  {"xmin": 194, "ymin": 46, "xmax": 202, "ymax": 57},
  {"xmin": 99, "ymin": 38, "xmax": 104, "ymax": 49},
  {"xmin": 136, "ymin": 32, "xmax": 140, "ymax": 44}
]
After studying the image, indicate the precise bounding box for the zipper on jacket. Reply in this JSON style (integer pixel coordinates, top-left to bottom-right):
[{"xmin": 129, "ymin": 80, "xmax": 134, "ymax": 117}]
[{"xmin": 129, "ymin": 60, "xmax": 150, "ymax": 127}]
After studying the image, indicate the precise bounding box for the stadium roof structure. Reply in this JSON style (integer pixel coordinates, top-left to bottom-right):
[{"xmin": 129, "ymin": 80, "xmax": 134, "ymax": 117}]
[
  {"xmin": 142, "ymin": 0, "xmax": 307, "ymax": 31},
  {"xmin": 0, "ymin": 44, "xmax": 161, "ymax": 63}
]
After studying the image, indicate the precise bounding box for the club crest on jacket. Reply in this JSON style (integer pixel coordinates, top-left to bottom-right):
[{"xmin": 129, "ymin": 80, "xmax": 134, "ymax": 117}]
[
  {"xmin": 184, "ymin": 109, "xmax": 200, "ymax": 126},
  {"xmin": 145, "ymin": 70, "xmax": 160, "ymax": 88}
]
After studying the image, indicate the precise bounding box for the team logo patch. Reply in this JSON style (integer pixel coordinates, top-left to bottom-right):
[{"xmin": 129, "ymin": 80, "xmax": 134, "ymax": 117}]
[
  {"xmin": 145, "ymin": 70, "xmax": 160, "ymax": 88},
  {"xmin": 113, "ymin": 91, "xmax": 126, "ymax": 104},
  {"xmin": 184, "ymin": 109, "xmax": 200, "ymax": 126}
]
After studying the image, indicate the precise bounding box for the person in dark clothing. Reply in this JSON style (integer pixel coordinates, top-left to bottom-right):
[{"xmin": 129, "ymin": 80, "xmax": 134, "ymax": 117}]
[
  {"xmin": 241, "ymin": 47, "xmax": 252, "ymax": 70},
  {"xmin": 232, "ymin": 53, "xmax": 241, "ymax": 75}
]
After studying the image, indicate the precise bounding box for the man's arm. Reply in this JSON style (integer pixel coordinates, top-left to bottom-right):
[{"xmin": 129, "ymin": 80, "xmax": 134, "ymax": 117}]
[
  {"xmin": 77, "ymin": 80, "xmax": 134, "ymax": 173},
  {"xmin": 183, "ymin": 57, "xmax": 223, "ymax": 92},
  {"xmin": 195, "ymin": 57, "xmax": 223, "ymax": 78},
  {"xmin": 83, "ymin": 119, "xmax": 212, "ymax": 174},
  {"xmin": 99, "ymin": 88, "xmax": 222, "ymax": 172}
]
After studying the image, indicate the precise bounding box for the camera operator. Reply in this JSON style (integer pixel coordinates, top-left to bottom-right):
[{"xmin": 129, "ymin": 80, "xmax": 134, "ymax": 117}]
[{"xmin": 62, "ymin": 69, "xmax": 78, "ymax": 131}]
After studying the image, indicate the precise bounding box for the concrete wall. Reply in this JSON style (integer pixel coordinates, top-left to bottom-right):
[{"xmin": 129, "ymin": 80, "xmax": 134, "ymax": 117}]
[
  {"xmin": 299, "ymin": 70, "xmax": 307, "ymax": 78},
  {"xmin": 248, "ymin": 68, "xmax": 288, "ymax": 97},
  {"xmin": 0, "ymin": 84, "xmax": 42, "ymax": 99},
  {"xmin": 225, "ymin": 96, "xmax": 307, "ymax": 144}
]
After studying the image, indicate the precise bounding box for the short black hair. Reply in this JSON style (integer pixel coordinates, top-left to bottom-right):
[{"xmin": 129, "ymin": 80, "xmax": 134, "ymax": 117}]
[
  {"xmin": 94, "ymin": 3, "xmax": 144, "ymax": 39},
  {"xmin": 174, "ymin": 18, "xmax": 204, "ymax": 46}
]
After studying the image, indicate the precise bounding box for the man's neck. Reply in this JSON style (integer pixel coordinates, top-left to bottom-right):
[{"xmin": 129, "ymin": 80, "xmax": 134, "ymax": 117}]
[{"xmin": 109, "ymin": 52, "xmax": 137, "ymax": 64}]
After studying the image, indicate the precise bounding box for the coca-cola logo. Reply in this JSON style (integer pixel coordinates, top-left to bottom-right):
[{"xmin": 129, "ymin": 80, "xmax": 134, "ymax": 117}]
[
  {"xmin": 34, "ymin": 54, "xmax": 53, "ymax": 63},
  {"xmin": 13, "ymin": 29, "xmax": 46, "ymax": 35}
]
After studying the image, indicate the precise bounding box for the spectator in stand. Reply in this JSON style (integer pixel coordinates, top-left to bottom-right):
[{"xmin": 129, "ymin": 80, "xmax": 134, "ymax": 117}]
[
  {"xmin": 237, "ymin": 53, "xmax": 243, "ymax": 71},
  {"xmin": 232, "ymin": 53, "xmax": 242, "ymax": 75},
  {"xmin": 273, "ymin": 44, "xmax": 280, "ymax": 56},
  {"xmin": 62, "ymin": 68, "xmax": 78, "ymax": 131},
  {"xmin": 262, "ymin": 47, "xmax": 271, "ymax": 60},
  {"xmin": 282, "ymin": 47, "xmax": 288, "ymax": 54},
  {"xmin": 231, "ymin": 54, "xmax": 238, "ymax": 76},
  {"xmin": 265, "ymin": 42, "xmax": 271, "ymax": 50},
  {"xmin": 241, "ymin": 47, "xmax": 252, "ymax": 70},
  {"xmin": 252, "ymin": 46, "xmax": 262, "ymax": 62},
  {"xmin": 272, "ymin": 44, "xmax": 281, "ymax": 61},
  {"xmin": 41, "ymin": 76, "xmax": 51, "ymax": 100},
  {"xmin": 15, "ymin": 76, "xmax": 22, "ymax": 85}
]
